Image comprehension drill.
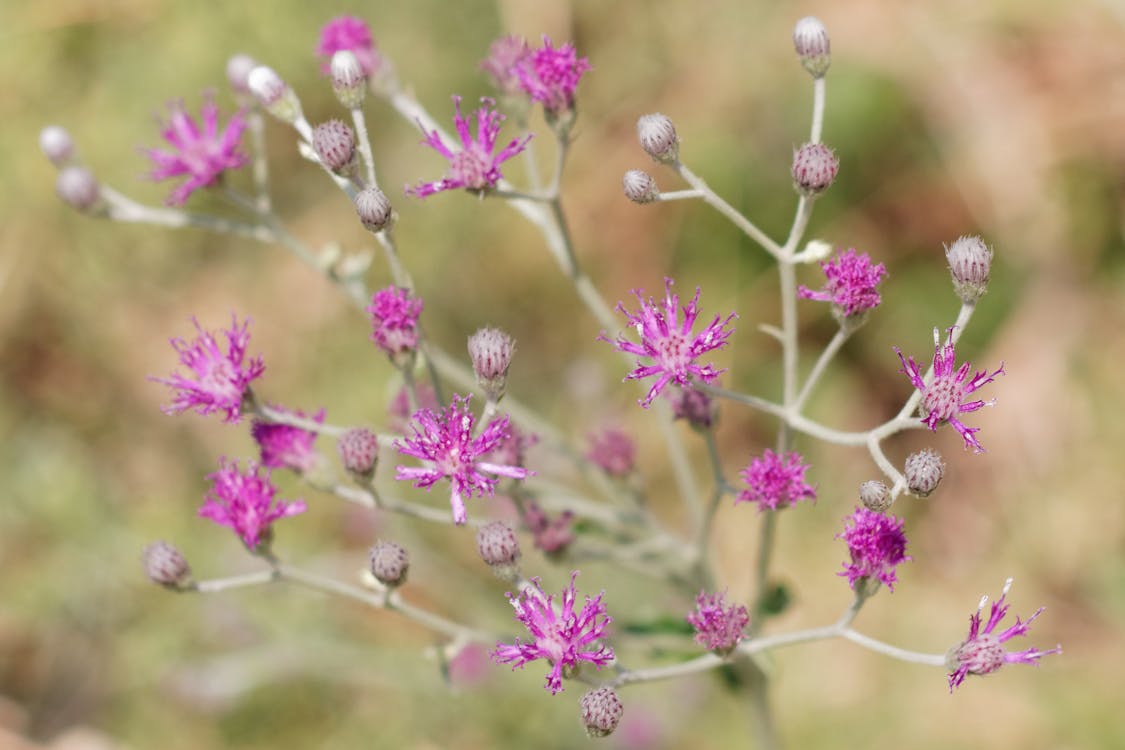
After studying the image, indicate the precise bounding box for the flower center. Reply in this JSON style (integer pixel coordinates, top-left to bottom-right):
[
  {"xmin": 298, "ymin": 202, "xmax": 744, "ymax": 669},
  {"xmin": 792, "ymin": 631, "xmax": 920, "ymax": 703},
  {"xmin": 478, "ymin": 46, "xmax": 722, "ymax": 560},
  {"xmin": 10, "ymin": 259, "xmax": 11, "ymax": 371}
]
[
  {"xmin": 450, "ymin": 149, "xmax": 491, "ymax": 190},
  {"xmin": 922, "ymin": 376, "xmax": 960, "ymax": 422}
]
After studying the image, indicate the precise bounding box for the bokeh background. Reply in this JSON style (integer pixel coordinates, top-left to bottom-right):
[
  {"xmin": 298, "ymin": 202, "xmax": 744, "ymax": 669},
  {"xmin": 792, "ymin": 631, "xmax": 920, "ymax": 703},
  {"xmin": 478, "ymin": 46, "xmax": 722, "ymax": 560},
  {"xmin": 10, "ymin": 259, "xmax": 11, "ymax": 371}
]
[{"xmin": 3, "ymin": 0, "xmax": 1124, "ymax": 748}]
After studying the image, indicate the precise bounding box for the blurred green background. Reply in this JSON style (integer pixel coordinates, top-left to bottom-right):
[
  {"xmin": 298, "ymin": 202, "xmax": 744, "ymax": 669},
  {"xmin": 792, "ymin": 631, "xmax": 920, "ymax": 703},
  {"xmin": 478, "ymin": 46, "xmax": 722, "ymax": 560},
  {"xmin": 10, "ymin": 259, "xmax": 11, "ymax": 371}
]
[{"xmin": 3, "ymin": 0, "xmax": 1124, "ymax": 748}]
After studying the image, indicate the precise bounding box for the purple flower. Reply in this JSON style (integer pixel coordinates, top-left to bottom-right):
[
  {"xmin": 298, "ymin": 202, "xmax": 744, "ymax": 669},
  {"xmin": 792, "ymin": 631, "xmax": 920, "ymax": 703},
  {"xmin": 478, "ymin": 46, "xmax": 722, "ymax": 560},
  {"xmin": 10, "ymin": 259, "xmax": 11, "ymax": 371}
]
[
  {"xmin": 736, "ymin": 449, "xmax": 816, "ymax": 511},
  {"xmin": 199, "ymin": 458, "xmax": 307, "ymax": 549},
  {"xmin": 687, "ymin": 591, "xmax": 749, "ymax": 655},
  {"xmin": 152, "ymin": 315, "xmax": 265, "ymax": 423},
  {"xmin": 604, "ymin": 277, "xmax": 737, "ymax": 408},
  {"xmin": 251, "ymin": 407, "xmax": 325, "ymax": 472},
  {"xmin": 387, "ymin": 381, "xmax": 439, "ymax": 433},
  {"xmin": 493, "ymin": 572, "xmax": 614, "ymax": 694},
  {"xmin": 947, "ymin": 579, "xmax": 1061, "ymax": 691},
  {"xmin": 367, "ymin": 286, "xmax": 423, "ymax": 360},
  {"xmin": 515, "ymin": 36, "xmax": 591, "ymax": 114},
  {"xmin": 836, "ymin": 507, "xmax": 911, "ymax": 591},
  {"xmin": 407, "ymin": 96, "xmax": 530, "ymax": 198},
  {"xmin": 394, "ymin": 394, "xmax": 533, "ymax": 525},
  {"xmin": 144, "ymin": 95, "xmax": 247, "ymax": 206},
  {"xmin": 481, "ymin": 35, "xmax": 531, "ymax": 95},
  {"xmin": 798, "ymin": 248, "xmax": 886, "ymax": 318},
  {"xmin": 316, "ymin": 15, "xmax": 381, "ymax": 76},
  {"xmin": 523, "ymin": 501, "xmax": 575, "ymax": 556},
  {"xmin": 586, "ymin": 427, "xmax": 636, "ymax": 478},
  {"xmin": 895, "ymin": 327, "xmax": 1005, "ymax": 453}
]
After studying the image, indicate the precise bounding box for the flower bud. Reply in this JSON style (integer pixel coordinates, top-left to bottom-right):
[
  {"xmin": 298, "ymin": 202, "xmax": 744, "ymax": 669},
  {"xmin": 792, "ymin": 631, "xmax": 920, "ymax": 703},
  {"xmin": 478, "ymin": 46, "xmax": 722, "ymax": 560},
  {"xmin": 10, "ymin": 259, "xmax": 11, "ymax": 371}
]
[
  {"xmin": 904, "ymin": 448, "xmax": 945, "ymax": 497},
  {"xmin": 476, "ymin": 521, "xmax": 521, "ymax": 580},
  {"xmin": 859, "ymin": 479, "xmax": 892, "ymax": 512},
  {"xmin": 945, "ymin": 235, "xmax": 992, "ymax": 304},
  {"xmin": 312, "ymin": 119, "xmax": 356, "ymax": 173},
  {"xmin": 248, "ymin": 65, "xmax": 303, "ymax": 124},
  {"xmin": 622, "ymin": 169, "xmax": 659, "ymax": 204},
  {"xmin": 467, "ymin": 327, "xmax": 515, "ymax": 402},
  {"xmin": 142, "ymin": 541, "xmax": 192, "ymax": 588},
  {"xmin": 586, "ymin": 428, "xmax": 635, "ymax": 478},
  {"xmin": 226, "ymin": 54, "xmax": 257, "ymax": 95},
  {"xmin": 791, "ymin": 142, "xmax": 838, "ymax": 196},
  {"xmin": 369, "ymin": 540, "xmax": 409, "ymax": 587},
  {"xmin": 39, "ymin": 125, "xmax": 74, "ymax": 166},
  {"xmin": 355, "ymin": 186, "xmax": 393, "ymax": 231},
  {"xmin": 636, "ymin": 113, "xmax": 678, "ymax": 163},
  {"xmin": 338, "ymin": 427, "xmax": 379, "ymax": 481},
  {"xmin": 331, "ymin": 50, "xmax": 367, "ymax": 110},
  {"xmin": 793, "ymin": 16, "xmax": 831, "ymax": 78},
  {"xmin": 55, "ymin": 166, "xmax": 101, "ymax": 213},
  {"xmin": 580, "ymin": 687, "xmax": 623, "ymax": 738},
  {"xmin": 667, "ymin": 387, "xmax": 716, "ymax": 430}
]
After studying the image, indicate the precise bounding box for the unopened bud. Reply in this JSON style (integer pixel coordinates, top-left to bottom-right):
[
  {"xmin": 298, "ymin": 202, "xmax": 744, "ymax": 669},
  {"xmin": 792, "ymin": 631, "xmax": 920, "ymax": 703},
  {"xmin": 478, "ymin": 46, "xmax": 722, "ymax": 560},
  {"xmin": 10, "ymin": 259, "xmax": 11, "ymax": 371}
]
[
  {"xmin": 226, "ymin": 54, "xmax": 257, "ymax": 95},
  {"xmin": 945, "ymin": 235, "xmax": 992, "ymax": 304},
  {"xmin": 55, "ymin": 167, "xmax": 101, "ymax": 213},
  {"xmin": 312, "ymin": 119, "xmax": 356, "ymax": 173},
  {"xmin": 476, "ymin": 521, "xmax": 521, "ymax": 580},
  {"xmin": 636, "ymin": 113, "xmax": 678, "ymax": 163},
  {"xmin": 859, "ymin": 480, "xmax": 892, "ymax": 512},
  {"xmin": 338, "ymin": 427, "xmax": 380, "ymax": 481},
  {"xmin": 467, "ymin": 327, "xmax": 515, "ymax": 401},
  {"xmin": 580, "ymin": 687, "xmax": 623, "ymax": 738},
  {"xmin": 39, "ymin": 125, "xmax": 74, "ymax": 166},
  {"xmin": 793, "ymin": 16, "xmax": 831, "ymax": 78},
  {"xmin": 792, "ymin": 142, "xmax": 838, "ymax": 196},
  {"xmin": 667, "ymin": 388, "xmax": 716, "ymax": 430},
  {"xmin": 623, "ymin": 169, "xmax": 659, "ymax": 204},
  {"xmin": 905, "ymin": 448, "xmax": 945, "ymax": 497},
  {"xmin": 355, "ymin": 186, "xmax": 393, "ymax": 231},
  {"xmin": 331, "ymin": 50, "xmax": 367, "ymax": 110},
  {"xmin": 369, "ymin": 540, "xmax": 409, "ymax": 587},
  {"xmin": 248, "ymin": 66, "xmax": 303, "ymax": 124},
  {"xmin": 142, "ymin": 541, "xmax": 192, "ymax": 588}
]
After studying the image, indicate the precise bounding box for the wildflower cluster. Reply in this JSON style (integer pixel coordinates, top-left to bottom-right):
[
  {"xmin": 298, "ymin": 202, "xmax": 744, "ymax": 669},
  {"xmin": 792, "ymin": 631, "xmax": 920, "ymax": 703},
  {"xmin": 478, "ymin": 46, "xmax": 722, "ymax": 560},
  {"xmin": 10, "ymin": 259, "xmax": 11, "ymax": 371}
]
[{"xmin": 45, "ymin": 11, "xmax": 1059, "ymax": 744}]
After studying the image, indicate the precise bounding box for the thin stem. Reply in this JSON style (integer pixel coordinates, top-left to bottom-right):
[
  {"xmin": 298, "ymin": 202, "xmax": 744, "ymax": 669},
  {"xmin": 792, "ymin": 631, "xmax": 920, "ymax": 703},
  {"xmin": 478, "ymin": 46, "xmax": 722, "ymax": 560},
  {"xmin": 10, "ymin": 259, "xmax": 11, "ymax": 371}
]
[
  {"xmin": 793, "ymin": 327, "xmax": 850, "ymax": 412},
  {"xmin": 672, "ymin": 161, "xmax": 783, "ymax": 259},
  {"xmin": 810, "ymin": 77, "xmax": 826, "ymax": 145},
  {"xmin": 193, "ymin": 569, "xmax": 277, "ymax": 593},
  {"xmin": 246, "ymin": 109, "xmax": 272, "ymax": 213},
  {"xmin": 351, "ymin": 108, "xmax": 378, "ymax": 189},
  {"xmin": 655, "ymin": 189, "xmax": 704, "ymax": 201}
]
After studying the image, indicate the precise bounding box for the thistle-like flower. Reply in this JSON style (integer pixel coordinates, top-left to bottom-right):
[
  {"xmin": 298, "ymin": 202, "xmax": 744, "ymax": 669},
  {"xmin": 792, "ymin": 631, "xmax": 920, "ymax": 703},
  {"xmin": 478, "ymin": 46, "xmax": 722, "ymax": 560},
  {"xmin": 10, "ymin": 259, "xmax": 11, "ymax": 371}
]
[
  {"xmin": 394, "ymin": 394, "xmax": 532, "ymax": 525},
  {"xmin": 515, "ymin": 36, "xmax": 591, "ymax": 115},
  {"xmin": 316, "ymin": 15, "xmax": 382, "ymax": 76},
  {"xmin": 586, "ymin": 427, "xmax": 636, "ymax": 478},
  {"xmin": 481, "ymin": 35, "xmax": 532, "ymax": 95},
  {"xmin": 143, "ymin": 95, "xmax": 247, "ymax": 206},
  {"xmin": 798, "ymin": 248, "xmax": 886, "ymax": 319},
  {"xmin": 895, "ymin": 327, "xmax": 1005, "ymax": 453},
  {"xmin": 493, "ymin": 572, "xmax": 614, "ymax": 694},
  {"xmin": 604, "ymin": 278, "xmax": 737, "ymax": 408},
  {"xmin": 407, "ymin": 96, "xmax": 530, "ymax": 198},
  {"xmin": 946, "ymin": 579, "xmax": 1061, "ymax": 691},
  {"xmin": 251, "ymin": 407, "xmax": 325, "ymax": 473},
  {"xmin": 151, "ymin": 315, "xmax": 264, "ymax": 423},
  {"xmin": 199, "ymin": 458, "xmax": 306, "ymax": 550},
  {"xmin": 367, "ymin": 286, "xmax": 423, "ymax": 363},
  {"xmin": 836, "ymin": 507, "xmax": 911, "ymax": 592},
  {"xmin": 736, "ymin": 449, "xmax": 816, "ymax": 511},
  {"xmin": 687, "ymin": 591, "xmax": 750, "ymax": 655}
]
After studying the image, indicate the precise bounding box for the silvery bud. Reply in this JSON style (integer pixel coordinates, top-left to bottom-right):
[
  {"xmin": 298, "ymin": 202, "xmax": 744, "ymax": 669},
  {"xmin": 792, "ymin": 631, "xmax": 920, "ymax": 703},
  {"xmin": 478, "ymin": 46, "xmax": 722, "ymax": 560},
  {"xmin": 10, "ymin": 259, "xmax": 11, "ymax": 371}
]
[
  {"xmin": 623, "ymin": 169, "xmax": 659, "ymax": 204},
  {"xmin": 793, "ymin": 17, "xmax": 831, "ymax": 78},
  {"xmin": 636, "ymin": 113, "xmax": 678, "ymax": 163}
]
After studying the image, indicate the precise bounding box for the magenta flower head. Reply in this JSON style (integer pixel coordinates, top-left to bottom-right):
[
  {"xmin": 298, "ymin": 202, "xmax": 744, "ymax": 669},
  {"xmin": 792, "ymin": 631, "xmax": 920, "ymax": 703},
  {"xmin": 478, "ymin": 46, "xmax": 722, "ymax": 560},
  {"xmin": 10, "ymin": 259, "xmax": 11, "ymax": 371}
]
[
  {"xmin": 586, "ymin": 427, "xmax": 636, "ymax": 478},
  {"xmin": 152, "ymin": 314, "xmax": 265, "ymax": 423},
  {"xmin": 836, "ymin": 506, "xmax": 911, "ymax": 592},
  {"xmin": 367, "ymin": 286, "xmax": 423, "ymax": 364},
  {"xmin": 946, "ymin": 578, "xmax": 1061, "ymax": 691},
  {"xmin": 736, "ymin": 449, "xmax": 816, "ymax": 511},
  {"xmin": 604, "ymin": 277, "xmax": 737, "ymax": 409},
  {"xmin": 687, "ymin": 591, "xmax": 750, "ymax": 656},
  {"xmin": 515, "ymin": 36, "xmax": 591, "ymax": 115},
  {"xmin": 394, "ymin": 394, "xmax": 533, "ymax": 525},
  {"xmin": 895, "ymin": 327, "xmax": 1005, "ymax": 453},
  {"xmin": 251, "ymin": 407, "xmax": 325, "ymax": 473},
  {"xmin": 798, "ymin": 248, "xmax": 886, "ymax": 320},
  {"xmin": 316, "ymin": 15, "xmax": 381, "ymax": 76},
  {"xmin": 481, "ymin": 35, "xmax": 532, "ymax": 95},
  {"xmin": 144, "ymin": 95, "xmax": 247, "ymax": 206},
  {"xmin": 407, "ymin": 96, "xmax": 530, "ymax": 198},
  {"xmin": 523, "ymin": 501, "xmax": 575, "ymax": 556},
  {"xmin": 199, "ymin": 458, "xmax": 307, "ymax": 550},
  {"xmin": 493, "ymin": 572, "xmax": 614, "ymax": 694}
]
